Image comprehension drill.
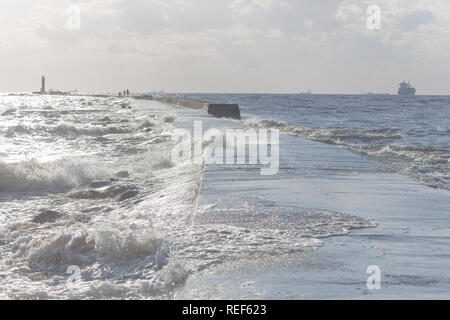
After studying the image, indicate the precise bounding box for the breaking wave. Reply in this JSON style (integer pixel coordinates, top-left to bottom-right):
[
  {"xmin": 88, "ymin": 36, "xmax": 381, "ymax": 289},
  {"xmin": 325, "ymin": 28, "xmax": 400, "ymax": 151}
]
[
  {"xmin": 0, "ymin": 158, "xmax": 112, "ymax": 192},
  {"xmin": 52, "ymin": 124, "xmax": 131, "ymax": 137},
  {"xmin": 1, "ymin": 118, "xmax": 166, "ymax": 139},
  {"xmin": 243, "ymin": 119, "xmax": 402, "ymax": 143},
  {"xmin": 243, "ymin": 118, "xmax": 449, "ymax": 190},
  {"xmin": 12, "ymin": 229, "xmax": 167, "ymax": 270}
]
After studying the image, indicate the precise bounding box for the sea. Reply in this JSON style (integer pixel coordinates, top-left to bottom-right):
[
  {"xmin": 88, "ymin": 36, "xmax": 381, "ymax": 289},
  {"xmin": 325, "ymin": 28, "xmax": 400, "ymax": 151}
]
[{"xmin": 0, "ymin": 93, "xmax": 449, "ymax": 299}]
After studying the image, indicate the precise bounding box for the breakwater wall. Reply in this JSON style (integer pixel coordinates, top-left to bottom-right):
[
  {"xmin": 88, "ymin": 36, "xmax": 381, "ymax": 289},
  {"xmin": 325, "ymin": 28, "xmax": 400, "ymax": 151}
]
[{"xmin": 133, "ymin": 95, "xmax": 241, "ymax": 120}]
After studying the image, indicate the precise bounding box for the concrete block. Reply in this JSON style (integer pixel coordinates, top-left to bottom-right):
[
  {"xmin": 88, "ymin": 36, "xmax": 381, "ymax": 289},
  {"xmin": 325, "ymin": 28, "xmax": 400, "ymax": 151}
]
[
  {"xmin": 205, "ymin": 103, "xmax": 241, "ymax": 120},
  {"xmin": 152, "ymin": 97, "xmax": 241, "ymax": 120}
]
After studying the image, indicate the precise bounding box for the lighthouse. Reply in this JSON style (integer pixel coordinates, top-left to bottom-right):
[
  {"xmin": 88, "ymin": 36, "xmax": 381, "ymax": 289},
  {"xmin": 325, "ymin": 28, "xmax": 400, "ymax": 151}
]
[{"xmin": 41, "ymin": 75, "xmax": 46, "ymax": 93}]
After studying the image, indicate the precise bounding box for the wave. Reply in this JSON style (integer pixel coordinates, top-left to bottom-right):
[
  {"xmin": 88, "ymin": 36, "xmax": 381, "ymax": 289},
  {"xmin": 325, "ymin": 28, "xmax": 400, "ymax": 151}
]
[
  {"xmin": 358, "ymin": 144, "xmax": 449, "ymax": 190},
  {"xmin": 0, "ymin": 150, "xmax": 175, "ymax": 194},
  {"xmin": 13, "ymin": 229, "xmax": 166, "ymax": 270},
  {"xmin": 52, "ymin": 123, "xmax": 131, "ymax": 137},
  {"xmin": 1, "ymin": 123, "xmax": 130, "ymax": 138},
  {"xmin": 2, "ymin": 116, "xmax": 169, "ymax": 139},
  {"xmin": 164, "ymin": 115, "xmax": 177, "ymax": 123},
  {"xmin": 4, "ymin": 125, "xmax": 33, "ymax": 137},
  {"xmin": 8, "ymin": 227, "xmax": 187, "ymax": 299},
  {"xmin": 243, "ymin": 118, "xmax": 449, "ymax": 190},
  {"xmin": 0, "ymin": 158, "xmax": 113, "ymax": 192},
  {"xmin": 243, "ymin": 119, "xmax": 402, "ymax": 142}
]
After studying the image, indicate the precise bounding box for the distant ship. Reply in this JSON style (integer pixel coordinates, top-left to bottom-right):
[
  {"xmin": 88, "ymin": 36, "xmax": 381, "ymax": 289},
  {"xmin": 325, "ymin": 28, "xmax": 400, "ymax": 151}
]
[
  {"xmin": 398, "ymin": 81, "xmax": 416, "ymax": 96},
  {"xmin": 299, "ymin": 90, "xmax": 312, "ymax": 95}
]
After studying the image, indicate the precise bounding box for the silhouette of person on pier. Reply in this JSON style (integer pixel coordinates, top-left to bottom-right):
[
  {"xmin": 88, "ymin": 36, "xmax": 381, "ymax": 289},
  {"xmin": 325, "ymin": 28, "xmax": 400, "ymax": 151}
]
[{"xmin": 118, "ymin": 90, "xmax": 131, "ymax": 97}]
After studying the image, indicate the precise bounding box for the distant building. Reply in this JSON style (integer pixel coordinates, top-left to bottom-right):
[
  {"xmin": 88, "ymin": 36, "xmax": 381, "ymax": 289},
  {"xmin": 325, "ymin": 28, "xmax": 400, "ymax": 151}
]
[
  {"xmin": 32, "ymin": 76, "xmax": 69, "ymax": 95},
  {"xmin": 41, "ymin": 76, "xmax": 46, "ymax": 93}
]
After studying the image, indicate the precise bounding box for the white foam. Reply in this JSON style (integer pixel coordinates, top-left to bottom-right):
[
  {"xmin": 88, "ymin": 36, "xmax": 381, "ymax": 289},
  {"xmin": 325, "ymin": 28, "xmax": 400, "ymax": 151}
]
[
  {"xmin": 52, "ymin": 123, "xmax": 131, "ymax": 137},
  {"xmin": 0, "ymin": 157, "xmax": 112, "ymax": 192}
]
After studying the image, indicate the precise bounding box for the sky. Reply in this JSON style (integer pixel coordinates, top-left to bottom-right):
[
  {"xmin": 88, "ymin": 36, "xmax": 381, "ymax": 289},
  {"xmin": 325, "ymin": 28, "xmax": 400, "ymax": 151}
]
[{"xmin": 1, "ymin": 0, "xmax": 450, "ymax": 94}]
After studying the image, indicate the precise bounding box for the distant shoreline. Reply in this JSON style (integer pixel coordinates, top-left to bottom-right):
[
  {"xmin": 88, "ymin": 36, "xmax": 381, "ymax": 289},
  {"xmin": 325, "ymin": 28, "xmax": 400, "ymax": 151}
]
[{"xmin": 2, "ymin": 91, "xmax": 450, "ymax": 97}]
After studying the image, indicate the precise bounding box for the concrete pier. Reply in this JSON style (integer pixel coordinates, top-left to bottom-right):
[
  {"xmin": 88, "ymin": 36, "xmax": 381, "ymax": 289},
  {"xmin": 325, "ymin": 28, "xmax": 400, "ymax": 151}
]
[
  {"xmin": 133, "ymin": 95, "xmax": 154, "ymax": 101},
  {"xmin": 177, "ymin": 99, "xmax": 206, "ymax": 110},
  {"xmin": 134, "ymin": 95, "xmax": 241, "ymax": 120}
]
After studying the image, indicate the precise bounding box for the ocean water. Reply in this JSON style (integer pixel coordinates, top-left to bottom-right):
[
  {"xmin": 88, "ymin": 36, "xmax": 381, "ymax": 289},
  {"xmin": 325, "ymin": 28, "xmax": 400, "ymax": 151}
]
[
  {"xmin": 0, "ymin": 93, "xmax": 449, "ymax": 299},
  {"xmin": 180, "ymin": 94, "xmax": 450, "ymax": 191}
]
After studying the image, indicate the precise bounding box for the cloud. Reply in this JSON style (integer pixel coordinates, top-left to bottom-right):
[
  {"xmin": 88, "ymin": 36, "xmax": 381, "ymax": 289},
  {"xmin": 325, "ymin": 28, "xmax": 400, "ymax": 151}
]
[
  {"xmin": 230, "ymin": 0, "xmax": 343, "ymax": 35},
  {"xmin": 1, "ymin": 0, "xmax": 450, "ymax": 93},
  {"xmin": 398, "ymin": 9, "xmax": 434, "ymax": 31},
  {"xmin": 115, "ymin": 0, "xmax": 234, "ymax": 35}
]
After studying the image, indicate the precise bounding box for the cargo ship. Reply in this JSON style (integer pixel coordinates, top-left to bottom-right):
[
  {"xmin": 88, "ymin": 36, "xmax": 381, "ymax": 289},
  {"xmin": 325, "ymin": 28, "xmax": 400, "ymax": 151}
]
[{"xmin": 398, "ymin": 81, "xmax": 416, "ymax": 96}]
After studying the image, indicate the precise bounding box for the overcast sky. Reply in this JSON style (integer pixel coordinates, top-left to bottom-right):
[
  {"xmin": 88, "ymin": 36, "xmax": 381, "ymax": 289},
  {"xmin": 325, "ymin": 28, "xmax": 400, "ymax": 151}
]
[{"xmin": 1, "ymin": 0, "xmax": 449, "ymax": 94}]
